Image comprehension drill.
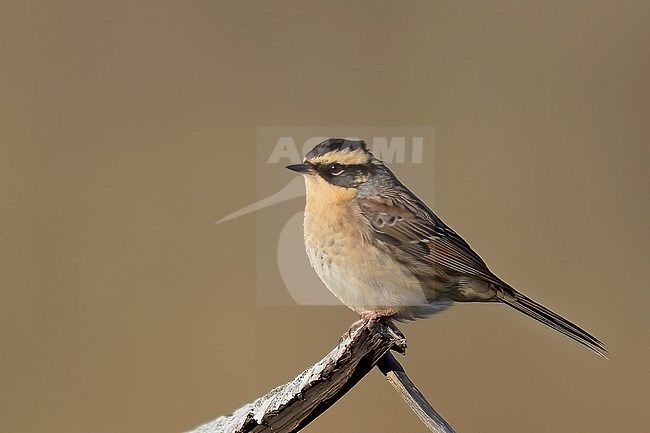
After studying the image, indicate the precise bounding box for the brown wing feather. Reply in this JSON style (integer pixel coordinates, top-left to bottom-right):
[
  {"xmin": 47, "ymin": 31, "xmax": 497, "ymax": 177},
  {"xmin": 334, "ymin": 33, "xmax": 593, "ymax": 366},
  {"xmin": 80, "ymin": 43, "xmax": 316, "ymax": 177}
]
[{"xmin": 357, "ymin": 195, "xmax": 503, "ymax": 285}]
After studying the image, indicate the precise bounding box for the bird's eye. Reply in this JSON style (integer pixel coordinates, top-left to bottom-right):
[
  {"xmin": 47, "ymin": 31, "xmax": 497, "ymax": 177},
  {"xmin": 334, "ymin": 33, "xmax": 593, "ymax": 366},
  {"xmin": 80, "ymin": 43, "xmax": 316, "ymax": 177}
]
[{"xmin": 327, "ymin": 163, "xmax": 345, "ymax": 176}]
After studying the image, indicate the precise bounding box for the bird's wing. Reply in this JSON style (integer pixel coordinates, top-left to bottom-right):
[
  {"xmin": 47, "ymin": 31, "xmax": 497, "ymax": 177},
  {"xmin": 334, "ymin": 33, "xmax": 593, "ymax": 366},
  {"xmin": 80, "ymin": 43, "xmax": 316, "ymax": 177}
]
[{"xmin": 357, "ymin": 192, "xmax": 501, "ymax": 285}]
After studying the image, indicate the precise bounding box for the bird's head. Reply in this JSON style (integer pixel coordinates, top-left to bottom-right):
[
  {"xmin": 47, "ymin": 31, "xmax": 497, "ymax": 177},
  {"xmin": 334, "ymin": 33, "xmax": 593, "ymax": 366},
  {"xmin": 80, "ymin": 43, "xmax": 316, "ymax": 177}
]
[{"xmin": 286, "ymin": 138, "xmax": 380, "ymax": 193}]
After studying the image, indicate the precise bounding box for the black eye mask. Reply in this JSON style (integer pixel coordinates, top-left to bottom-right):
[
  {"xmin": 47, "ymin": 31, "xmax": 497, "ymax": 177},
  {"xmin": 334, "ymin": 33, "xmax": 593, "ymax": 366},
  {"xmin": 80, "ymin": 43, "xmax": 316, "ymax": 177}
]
[{"xmin": 316, "ymin": 163, "xmax": 370, "ymax": 188}]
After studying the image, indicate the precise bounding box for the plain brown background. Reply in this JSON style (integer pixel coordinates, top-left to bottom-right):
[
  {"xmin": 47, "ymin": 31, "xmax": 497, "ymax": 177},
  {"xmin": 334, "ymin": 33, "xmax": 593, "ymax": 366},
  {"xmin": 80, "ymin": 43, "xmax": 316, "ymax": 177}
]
[{"xmin": 1, "ymin": 1, "xmax": 648, "ymax": 432}]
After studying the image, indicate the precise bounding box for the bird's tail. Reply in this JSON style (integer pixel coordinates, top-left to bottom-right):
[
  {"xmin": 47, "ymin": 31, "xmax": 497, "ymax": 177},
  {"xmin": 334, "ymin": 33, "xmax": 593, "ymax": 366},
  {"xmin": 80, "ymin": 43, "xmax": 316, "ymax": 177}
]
[{"xmin": 495, "ymin": 285, "xmax": 608, "ymax": 359}]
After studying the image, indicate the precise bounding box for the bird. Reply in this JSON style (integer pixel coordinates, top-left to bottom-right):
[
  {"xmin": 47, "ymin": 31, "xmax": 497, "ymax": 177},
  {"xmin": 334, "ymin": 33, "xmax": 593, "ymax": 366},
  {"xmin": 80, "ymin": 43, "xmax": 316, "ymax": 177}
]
[{"xmin": 286, "ymin": 138, "xmax": 607, "ymax": 358}]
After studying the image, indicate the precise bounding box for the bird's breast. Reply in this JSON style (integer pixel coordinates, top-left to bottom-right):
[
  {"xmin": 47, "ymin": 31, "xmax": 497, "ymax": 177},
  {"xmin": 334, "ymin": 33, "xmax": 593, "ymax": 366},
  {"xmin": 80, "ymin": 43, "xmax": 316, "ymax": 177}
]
[{"xmin": 302, "ymin": 193, "xmax": 436, "ymax": 317}]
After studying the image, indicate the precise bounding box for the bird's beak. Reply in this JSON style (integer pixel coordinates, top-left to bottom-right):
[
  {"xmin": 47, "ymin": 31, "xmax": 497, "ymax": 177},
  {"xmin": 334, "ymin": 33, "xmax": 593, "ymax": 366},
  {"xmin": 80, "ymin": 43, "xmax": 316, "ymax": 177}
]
[{"xmin": 286, "ymin": 163, "xmax": 313, "ymax": 174}]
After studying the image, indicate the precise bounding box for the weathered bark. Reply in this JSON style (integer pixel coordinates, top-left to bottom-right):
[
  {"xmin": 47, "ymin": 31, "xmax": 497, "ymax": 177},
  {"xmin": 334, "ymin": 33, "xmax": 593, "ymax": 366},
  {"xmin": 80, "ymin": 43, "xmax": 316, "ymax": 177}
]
[{"xmin": 185, "ymin": 319, "xmax": 455, "ymax": 433}]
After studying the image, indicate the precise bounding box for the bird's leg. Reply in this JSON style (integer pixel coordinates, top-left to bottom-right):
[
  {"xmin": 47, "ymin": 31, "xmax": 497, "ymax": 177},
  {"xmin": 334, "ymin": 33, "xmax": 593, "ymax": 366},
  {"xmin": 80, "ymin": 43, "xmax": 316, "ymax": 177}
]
[
  {"xmin": 342, "ymin": 309, "xmax": 401, "ymax": 341},
  {"xmin": 359, "ymin": 309, "xmax": 397, "ymax": 322}
]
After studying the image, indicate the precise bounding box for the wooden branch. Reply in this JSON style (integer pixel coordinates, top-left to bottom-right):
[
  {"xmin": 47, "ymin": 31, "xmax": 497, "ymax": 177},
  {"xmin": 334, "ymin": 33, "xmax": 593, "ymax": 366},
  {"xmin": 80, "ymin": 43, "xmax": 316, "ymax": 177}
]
[
  {"xmin": 185, "ymin": 319, "xmax": 455, "ymax": 433},
  {"xmin": 377, "ymin": 352, "xmax": 456, "ymax": 433}
]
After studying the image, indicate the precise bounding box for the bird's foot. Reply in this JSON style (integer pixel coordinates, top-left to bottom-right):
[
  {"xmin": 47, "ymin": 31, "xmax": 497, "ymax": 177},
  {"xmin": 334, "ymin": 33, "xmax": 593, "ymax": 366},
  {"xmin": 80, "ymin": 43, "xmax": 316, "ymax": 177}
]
[
  {"xmin": 346, "ymin": 309, "xmax": 396, "ymax": 334},
  {"xmin": 362, "ymin": 310, "xmax": 406, "ymax": 351},
  {"xmin": 340, "ymin": 309, "xmax": 406, "ymax": 353}
]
